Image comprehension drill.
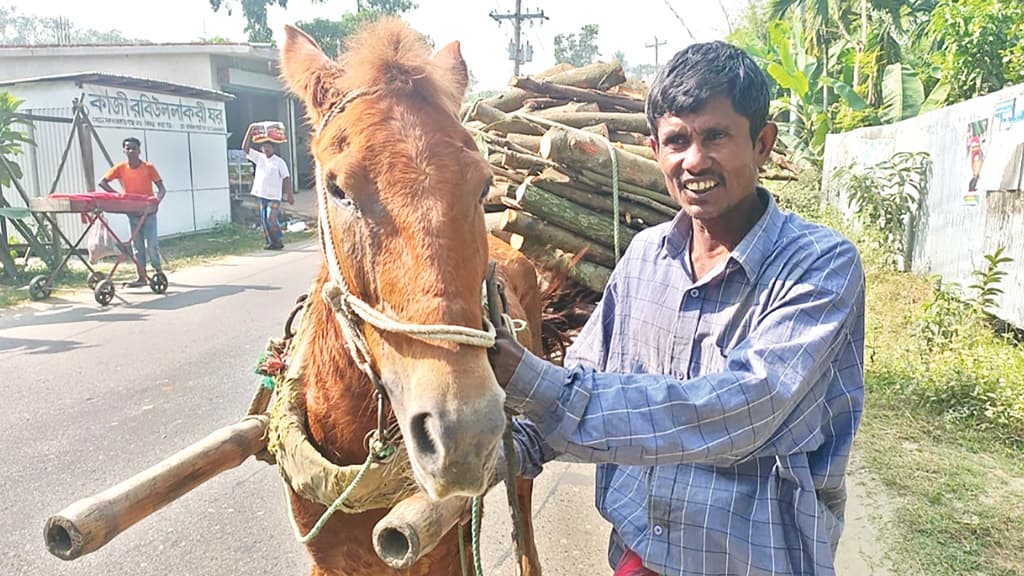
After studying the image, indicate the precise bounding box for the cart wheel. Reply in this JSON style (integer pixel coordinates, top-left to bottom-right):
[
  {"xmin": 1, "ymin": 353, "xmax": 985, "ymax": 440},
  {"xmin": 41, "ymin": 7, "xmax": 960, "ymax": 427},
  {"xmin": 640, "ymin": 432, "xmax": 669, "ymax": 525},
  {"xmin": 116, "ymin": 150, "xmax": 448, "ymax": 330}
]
[
  {"xmin": 87, "ymin": 271, "xmax": 106, "ymax": 290},
  {"xmin": 29, "ymin": 275, "xmax": 52, "ymax": 301},
  {"xmin": 149, "ymin": 271, "xmax": 168, "ymax": 294},
  {"xmin": 94, "ymin": 279, "xmax": 115, "ymax": 306}
]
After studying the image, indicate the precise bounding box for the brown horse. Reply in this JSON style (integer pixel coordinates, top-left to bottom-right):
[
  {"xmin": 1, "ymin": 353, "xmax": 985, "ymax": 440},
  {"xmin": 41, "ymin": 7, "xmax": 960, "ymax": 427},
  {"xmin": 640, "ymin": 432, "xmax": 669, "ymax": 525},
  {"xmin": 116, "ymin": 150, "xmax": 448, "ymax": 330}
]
[{"xmin": 278, "ymin": 18, "xmax": 543, "ymax": 576}]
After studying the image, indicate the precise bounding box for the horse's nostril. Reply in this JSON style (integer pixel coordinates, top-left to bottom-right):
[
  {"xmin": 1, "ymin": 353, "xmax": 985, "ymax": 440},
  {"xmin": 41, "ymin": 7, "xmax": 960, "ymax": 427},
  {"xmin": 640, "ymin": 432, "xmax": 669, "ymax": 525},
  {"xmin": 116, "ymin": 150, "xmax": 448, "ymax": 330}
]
[{"xmin": 409, "ymin": 412, "xmax": 438, "ymax": 458}]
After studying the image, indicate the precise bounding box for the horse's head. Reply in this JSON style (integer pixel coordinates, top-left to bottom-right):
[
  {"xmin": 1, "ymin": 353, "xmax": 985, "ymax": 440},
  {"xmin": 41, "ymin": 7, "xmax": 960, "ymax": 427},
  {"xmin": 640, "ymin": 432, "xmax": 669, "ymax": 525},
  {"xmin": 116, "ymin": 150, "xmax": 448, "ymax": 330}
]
[{"xmin": 281, "ymin": 19, "xmax": 503, "ymax": 500}]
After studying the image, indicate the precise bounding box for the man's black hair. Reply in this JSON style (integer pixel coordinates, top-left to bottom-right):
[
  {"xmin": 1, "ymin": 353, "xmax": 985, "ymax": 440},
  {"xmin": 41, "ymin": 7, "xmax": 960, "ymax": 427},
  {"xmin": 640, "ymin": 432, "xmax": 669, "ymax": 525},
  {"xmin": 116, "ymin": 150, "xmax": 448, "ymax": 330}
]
[
  {"xmin": 123, "ymin": 137, "xmax": 142, "ymax": 148},
  {"xmin": 645, "ymin": 41, "xmax": 770, "ymax": 144}
]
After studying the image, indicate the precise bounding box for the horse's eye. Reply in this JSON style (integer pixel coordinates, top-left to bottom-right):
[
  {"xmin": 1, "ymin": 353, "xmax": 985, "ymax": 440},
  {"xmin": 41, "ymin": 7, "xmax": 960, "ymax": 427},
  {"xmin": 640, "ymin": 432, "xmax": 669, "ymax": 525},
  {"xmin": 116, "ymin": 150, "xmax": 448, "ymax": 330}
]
[
  {"xmin": 328, "ymin": 180, "xmax": 346, "ymax": 200},
  {"xmin": 479, "ymin": 180, "xmax": 492, "ymax": 202}
]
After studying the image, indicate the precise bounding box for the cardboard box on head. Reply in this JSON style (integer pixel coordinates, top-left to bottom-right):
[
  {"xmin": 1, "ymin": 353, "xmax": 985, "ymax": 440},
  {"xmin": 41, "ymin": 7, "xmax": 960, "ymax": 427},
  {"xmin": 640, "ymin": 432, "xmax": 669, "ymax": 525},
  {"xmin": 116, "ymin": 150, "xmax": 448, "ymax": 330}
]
[{"xmin": 251, "ymin": 121, "xmax": 287, "ymax": 144}]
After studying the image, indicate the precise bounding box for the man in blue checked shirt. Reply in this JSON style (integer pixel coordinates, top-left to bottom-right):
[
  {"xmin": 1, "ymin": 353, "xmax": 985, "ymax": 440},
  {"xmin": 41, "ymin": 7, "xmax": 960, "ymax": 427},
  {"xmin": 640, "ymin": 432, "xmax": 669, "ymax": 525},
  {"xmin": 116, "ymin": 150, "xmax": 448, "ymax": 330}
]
[{"xmin": 493, "ymin": 41, "xmax": 866, "ymax": 576}]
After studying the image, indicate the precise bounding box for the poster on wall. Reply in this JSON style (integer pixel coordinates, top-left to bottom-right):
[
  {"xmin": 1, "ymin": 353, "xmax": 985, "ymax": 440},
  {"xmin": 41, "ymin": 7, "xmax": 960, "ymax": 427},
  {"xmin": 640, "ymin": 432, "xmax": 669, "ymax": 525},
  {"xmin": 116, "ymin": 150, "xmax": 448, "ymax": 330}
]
[
  {"xmin": 963, "ymin": 118, "xmax": 990, "ymax": 206},
  {"xmin": 976, "ymin": 95, "xmax": 1024, "ymax": 193}
]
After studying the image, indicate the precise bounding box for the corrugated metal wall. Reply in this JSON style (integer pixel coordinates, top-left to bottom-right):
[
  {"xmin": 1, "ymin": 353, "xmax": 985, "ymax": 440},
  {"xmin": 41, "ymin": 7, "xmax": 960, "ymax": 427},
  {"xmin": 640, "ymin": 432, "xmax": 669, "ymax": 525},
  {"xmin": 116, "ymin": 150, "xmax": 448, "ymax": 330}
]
[
  {"xmin": 3, "ymin": 104, "xmax": 232, "ymax": 247},
  {"xmin": 822, "ymin": 83, "xmax": 1024, "ymax": 329},
  {"xmin": 4, "ymin": 107, "xmax": 95, "ymax": 246}
]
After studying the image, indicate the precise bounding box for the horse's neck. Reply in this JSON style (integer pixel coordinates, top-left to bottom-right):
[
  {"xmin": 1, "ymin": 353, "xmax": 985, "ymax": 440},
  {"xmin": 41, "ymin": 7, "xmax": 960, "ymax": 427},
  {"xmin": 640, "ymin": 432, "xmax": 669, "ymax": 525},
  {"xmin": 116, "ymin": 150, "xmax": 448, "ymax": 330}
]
[{"xmin": 301, "ymin": 275, "xmax": 379, "ymax": 466}]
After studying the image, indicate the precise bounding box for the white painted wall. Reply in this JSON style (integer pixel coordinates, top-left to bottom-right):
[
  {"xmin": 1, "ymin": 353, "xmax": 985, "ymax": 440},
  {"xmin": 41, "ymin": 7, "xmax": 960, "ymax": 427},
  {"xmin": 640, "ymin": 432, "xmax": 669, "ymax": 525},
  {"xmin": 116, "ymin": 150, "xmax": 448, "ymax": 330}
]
[{"xmin": 823, "ymin": 82, "xmax": 1024, "ymax": 329}]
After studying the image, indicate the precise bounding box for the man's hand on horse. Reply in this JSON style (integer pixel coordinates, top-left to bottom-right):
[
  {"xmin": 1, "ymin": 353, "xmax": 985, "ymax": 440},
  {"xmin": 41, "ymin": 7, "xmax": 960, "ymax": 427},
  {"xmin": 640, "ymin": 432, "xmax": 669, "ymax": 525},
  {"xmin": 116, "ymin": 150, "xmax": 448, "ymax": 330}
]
[{"xmin": 488, "ymin": 319, "xmax": 525, "ymax": 388}]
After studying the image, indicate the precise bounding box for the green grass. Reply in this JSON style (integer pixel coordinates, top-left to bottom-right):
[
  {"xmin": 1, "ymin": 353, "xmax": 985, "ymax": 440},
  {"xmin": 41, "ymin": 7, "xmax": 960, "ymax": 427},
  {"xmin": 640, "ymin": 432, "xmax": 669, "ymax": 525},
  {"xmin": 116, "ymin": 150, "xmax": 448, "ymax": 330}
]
[
  {"xmin": 858, "ymin": 394, "xmax": 1024, "ymax": 576},
  {"xmin": 0, "ymin": 222, "xmax": 315, "ymax": 308}
]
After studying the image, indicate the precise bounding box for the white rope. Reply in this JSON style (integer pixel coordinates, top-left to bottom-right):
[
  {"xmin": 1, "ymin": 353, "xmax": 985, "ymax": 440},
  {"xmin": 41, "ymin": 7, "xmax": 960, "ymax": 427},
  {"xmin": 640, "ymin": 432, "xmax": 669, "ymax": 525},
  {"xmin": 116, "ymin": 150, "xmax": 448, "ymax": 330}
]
[{"xmin": 314, "ymin": 94, "xmax": 497, "ymax": 359}]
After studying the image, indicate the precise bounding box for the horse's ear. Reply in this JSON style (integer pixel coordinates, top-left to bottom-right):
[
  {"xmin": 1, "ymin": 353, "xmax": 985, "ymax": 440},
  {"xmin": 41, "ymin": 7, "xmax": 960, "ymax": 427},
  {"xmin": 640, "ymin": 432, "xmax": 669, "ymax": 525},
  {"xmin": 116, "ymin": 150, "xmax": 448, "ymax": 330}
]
[
  {"xmin": 281, "ymin": 24, "xmax": 342, "ymax": 115},
  {"xmin": 432, "ymin": 40, "xmax": 469, "ymax": 104}
]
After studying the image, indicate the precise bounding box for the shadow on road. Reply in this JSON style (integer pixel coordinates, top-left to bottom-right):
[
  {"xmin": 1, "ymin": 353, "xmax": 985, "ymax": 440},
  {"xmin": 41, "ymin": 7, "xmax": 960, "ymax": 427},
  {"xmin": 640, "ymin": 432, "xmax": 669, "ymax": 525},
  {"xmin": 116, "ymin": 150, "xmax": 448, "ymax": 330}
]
[
  {"xmin": 0, "ymin": 303, "xmax": 146, "ymax": 331},
  {"xmin": 0, "ymin": 284, "xmax": 280, "ymax": 331},
  {"xmin": 131, "ymin": 283, "xmax": 279, "ymax": 311},
  {"xmin": 0, "ymin": 336, "xmax": 95, "ymax": 355}
]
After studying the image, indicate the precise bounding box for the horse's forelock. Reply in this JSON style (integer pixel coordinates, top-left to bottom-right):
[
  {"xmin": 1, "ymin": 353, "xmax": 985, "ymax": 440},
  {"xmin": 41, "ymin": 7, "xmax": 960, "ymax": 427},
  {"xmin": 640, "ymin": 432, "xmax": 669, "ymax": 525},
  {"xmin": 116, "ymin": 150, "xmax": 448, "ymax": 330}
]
[{"xmin": 338, "ymin": 17, "xmax": 461, "ymax": 117}]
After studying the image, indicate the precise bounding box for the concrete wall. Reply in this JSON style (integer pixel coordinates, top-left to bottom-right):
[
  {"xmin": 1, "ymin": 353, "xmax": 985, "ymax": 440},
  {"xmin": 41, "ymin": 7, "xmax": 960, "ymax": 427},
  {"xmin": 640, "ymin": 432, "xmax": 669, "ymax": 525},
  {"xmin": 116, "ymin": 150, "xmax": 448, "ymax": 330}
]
[{"xmin": 822, "ymin": 82, "xmax": 1024, "ymax": 328}]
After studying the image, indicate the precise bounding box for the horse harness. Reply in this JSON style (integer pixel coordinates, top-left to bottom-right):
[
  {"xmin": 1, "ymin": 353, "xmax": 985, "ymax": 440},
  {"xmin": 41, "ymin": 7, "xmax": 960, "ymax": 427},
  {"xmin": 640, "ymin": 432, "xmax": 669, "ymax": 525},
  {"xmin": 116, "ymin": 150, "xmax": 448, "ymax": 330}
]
[{"xmin": 250, "ymin": 89, "xmax": 528, "ymax": 573}]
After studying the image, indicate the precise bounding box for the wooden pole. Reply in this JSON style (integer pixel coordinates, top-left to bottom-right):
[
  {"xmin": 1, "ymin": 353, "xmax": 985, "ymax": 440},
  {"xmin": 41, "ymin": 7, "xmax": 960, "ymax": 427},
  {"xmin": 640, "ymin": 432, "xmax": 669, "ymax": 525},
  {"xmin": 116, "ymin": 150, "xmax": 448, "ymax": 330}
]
[
  {"xmin": 510, "ymin": 77, "xmax": 645, "ymax": 112},
  {"xmin": 532, "ymin": 101, "xmax": 601, "ymax": 116},
  {"xmin": 48, "ymin": 104, "xmax": 81, "ymax": 196},
  {"xmin": 515, "ymin": 183, "xmax": 636, "ymax": 250},
  {"xmin": 373, "ymin": 492, "xmax": 469, "ymax": 570},
  {"xmin": 518, "ymin": 238, "xmax": 612, "ymax": 293},
  {"xmin": 523, "ymin": 111, "xmax": 650, "ymax": 135},
  {"xmin": 44, "ymin": 416, "xmax": 269, "ymax": 561},
  {"xmin": 82, "ymin": 108, "xmax": 115, "ymax": 168},
  {"xmin": 77, "ymin": 111, "xmax": 95, "ymax": 189},
  {"xmin": 500, "ymin": 209, "xmax": 618, "ymax": 268},
  {"xmin": 610, "ymin": 131, "xmax": 651, "ymax": 146},
  {"xmin": 541, "ymin": 126, "xmax": 669, "ymax": 195},
  {"xmin": 540, "ymin": 60, "xmax": 627, "ymax": 90}
]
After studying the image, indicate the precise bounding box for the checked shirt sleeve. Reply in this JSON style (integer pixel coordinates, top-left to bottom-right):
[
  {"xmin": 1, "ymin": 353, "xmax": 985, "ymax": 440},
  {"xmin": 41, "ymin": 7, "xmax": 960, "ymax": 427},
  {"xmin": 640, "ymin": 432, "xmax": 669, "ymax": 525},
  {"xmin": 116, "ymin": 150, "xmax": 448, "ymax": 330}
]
[{"xmin": 505, "ymin": 243, "xmax": 865, "ymax": 467}]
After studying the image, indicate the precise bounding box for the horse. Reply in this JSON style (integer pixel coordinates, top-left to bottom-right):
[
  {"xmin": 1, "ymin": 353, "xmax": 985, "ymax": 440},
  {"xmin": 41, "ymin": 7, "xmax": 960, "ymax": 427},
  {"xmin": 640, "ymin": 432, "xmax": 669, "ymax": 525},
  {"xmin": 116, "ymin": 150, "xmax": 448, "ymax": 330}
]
[{"xmin": 277, "ymin": 17, "xmax": 544, "ymax": 576}]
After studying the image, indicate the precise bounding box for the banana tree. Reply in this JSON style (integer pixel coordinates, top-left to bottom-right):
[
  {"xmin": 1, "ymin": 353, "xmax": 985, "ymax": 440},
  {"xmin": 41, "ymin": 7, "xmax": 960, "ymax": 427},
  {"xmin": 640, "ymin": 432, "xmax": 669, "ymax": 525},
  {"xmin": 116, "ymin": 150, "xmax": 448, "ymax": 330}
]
[
  {"xmin": 763, "ymin": 21, "xmax": 869, "ymax": 166},
  {"xmin": 879, "ymin": 62, "xmax": 951, "ymax": 122},
  {"xmin": 0, "ymin": 92, "xmax": 33, "ymax": 189}
]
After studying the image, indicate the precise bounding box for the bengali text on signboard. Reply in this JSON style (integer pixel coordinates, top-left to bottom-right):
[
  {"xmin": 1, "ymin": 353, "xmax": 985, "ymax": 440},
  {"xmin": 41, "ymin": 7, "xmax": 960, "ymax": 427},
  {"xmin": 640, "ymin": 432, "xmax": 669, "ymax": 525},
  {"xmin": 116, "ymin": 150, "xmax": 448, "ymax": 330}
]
[{"xmin": 83, "ymin": 84, "xmax": 227, "ymax": 134}]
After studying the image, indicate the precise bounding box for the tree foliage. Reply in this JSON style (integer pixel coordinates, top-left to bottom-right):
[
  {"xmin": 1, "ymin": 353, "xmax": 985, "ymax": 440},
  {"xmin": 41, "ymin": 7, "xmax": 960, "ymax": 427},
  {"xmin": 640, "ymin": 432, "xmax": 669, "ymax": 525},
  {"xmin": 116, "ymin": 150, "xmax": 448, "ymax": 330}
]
[
  {"xmin": 724, "ymin": 0, "xmax": 1024, "ymax": 166},
  {"xmin": 210, "ymin": 0, "xmax": 416, "ymax": 43},
  {"xmin": 927, "ymin": 0, "xmax": 1024, "ymax": 103},
  {"xmin": 553, "ymin": 24, "xmax": 600, "ymax": 67},
  {"xmin": 209, "ymin": 0, "xmax": 288, "ymax": 43},
  {"xmin": 0, "ymin": 6, "xmax": 141, "ymax": 45},
  {"xmin": 296, "ymin": 13, "xmax": 376, "ymax": 60}
]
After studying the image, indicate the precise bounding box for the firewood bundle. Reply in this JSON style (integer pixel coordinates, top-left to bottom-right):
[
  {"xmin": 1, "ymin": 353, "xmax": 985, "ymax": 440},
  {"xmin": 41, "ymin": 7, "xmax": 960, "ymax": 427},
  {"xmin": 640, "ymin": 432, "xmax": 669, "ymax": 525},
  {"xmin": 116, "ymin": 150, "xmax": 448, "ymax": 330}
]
[{"xmin": 464, "ymin": 61, "xmax": 798, "ymax": 295}]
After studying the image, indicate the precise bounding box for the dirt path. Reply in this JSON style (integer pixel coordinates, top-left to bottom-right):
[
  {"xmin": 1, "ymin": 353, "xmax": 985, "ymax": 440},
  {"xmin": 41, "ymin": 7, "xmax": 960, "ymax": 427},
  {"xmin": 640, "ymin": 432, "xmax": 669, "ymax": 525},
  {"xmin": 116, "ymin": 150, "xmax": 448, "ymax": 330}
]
[{"xmin": 834, "ymin": 454, "xmax": 895, "ymax": 575}]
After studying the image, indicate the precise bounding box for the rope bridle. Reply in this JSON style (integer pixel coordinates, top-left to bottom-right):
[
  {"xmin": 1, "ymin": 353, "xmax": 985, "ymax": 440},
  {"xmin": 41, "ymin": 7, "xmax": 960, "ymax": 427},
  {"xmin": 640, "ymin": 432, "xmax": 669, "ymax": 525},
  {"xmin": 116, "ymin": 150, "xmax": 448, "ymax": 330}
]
[{"xmin": 313, "ymin": 90, "xmax": 498, "ymax": 459}]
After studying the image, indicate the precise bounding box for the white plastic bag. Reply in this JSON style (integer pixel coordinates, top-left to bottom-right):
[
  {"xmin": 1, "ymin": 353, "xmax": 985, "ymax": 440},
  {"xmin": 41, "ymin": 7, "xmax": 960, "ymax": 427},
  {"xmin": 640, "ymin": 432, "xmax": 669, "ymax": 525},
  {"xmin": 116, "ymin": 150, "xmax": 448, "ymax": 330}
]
[{"xmin": 87, "ymin": 217, "xmax": 120, "ymax": 264}]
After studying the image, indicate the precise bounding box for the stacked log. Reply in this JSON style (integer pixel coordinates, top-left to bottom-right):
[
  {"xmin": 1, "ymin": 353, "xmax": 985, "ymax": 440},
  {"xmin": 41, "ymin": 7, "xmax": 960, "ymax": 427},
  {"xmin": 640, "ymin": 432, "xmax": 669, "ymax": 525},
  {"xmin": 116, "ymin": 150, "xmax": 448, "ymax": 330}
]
[{"xmin": 467, "ymin": 61, "xmax": 797, "ymax": 294}]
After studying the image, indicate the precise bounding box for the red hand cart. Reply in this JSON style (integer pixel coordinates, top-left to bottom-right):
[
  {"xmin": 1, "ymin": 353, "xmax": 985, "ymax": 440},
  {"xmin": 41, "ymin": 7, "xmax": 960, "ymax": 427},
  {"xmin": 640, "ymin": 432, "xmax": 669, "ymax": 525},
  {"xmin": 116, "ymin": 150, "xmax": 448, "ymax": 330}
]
[{"xmin": 28, "ymin": 192, "xmax": 167, "ymax": 306}]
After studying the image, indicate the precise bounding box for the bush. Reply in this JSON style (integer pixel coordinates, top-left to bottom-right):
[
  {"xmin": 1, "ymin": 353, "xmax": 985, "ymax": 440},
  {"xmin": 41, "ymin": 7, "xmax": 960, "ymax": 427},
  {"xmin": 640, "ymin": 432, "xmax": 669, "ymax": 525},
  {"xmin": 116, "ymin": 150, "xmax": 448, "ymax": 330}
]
[{"xmin": 770, "ymin": 172, "xmax": 823, "ymax": 222}]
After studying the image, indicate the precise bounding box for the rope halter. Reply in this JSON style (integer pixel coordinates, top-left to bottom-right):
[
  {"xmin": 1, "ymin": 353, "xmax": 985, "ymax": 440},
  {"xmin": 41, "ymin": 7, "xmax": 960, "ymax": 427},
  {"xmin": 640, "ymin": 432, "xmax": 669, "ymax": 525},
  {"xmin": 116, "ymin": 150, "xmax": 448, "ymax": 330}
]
[{"xmin": 312, "ymin": 90, "xmax": 498, "ymax": 395}]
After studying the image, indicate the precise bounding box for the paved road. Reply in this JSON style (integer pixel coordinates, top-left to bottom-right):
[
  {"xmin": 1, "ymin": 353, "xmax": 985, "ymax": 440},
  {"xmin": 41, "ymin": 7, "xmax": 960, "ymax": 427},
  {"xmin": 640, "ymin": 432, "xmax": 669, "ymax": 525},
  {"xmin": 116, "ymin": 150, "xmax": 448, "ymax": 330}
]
[
  {"xmin": 0, "ymin": 242, "xmax": 610, "ymax": 576},
  {"xmin": 0, "ymin": 240, "xmax": 886, "ymax": 576}
]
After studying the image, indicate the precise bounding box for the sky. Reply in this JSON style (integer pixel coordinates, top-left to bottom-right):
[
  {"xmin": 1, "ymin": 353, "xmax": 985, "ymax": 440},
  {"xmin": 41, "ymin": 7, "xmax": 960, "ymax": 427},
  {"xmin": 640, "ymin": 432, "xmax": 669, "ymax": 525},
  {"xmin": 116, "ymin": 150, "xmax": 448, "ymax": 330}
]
[{"xmin": 6, "ymin": 0, "xmax": 754, "ymax": 91}]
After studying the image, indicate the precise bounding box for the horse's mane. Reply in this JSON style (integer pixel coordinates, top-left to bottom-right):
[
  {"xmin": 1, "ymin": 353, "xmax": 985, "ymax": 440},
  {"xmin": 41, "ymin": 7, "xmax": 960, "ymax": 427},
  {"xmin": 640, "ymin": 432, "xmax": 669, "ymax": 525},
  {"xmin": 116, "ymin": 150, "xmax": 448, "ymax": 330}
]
[{"xmin": 336, "ymin": 17, "xmax": 463, "ymax": 118}]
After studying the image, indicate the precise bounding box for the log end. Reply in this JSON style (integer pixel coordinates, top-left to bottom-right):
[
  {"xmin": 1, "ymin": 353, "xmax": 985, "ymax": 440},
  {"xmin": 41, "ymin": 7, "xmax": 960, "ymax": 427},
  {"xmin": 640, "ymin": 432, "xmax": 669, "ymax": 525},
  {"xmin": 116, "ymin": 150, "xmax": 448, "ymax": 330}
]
[
  {"xmin": 44, "ymin": 515, "xmax": 84, "ymax": 561},
  {"xmin": 373, "ymin": 521, "xmax": 421, "ymax": 570}
]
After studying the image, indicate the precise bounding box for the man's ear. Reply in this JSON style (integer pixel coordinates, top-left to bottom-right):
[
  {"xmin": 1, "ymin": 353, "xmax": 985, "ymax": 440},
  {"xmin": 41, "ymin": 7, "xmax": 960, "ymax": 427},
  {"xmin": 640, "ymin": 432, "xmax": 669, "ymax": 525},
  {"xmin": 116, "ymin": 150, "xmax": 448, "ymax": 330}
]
[
  {"xmin": 280, "ymin": 24, "xmax": 343, "ymax": 118},
  {"xmin": 754, "ymin": 121, "xmax": 778, "ymax": 166}
]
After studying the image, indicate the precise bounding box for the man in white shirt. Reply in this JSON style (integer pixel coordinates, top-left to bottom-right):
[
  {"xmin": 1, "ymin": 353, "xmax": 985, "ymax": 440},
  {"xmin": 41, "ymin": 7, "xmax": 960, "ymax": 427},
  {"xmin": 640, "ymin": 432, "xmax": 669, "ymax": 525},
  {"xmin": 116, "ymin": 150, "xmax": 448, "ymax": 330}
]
[{"xmin": 242, "ymin": 124, "xmax": 294, "ymax": 250}]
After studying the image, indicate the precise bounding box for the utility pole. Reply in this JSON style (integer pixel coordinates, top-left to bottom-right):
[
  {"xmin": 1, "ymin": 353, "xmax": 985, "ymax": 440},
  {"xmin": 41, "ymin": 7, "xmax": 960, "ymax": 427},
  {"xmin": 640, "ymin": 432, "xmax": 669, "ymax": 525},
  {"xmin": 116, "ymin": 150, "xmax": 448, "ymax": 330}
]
[
  {"xmin": 490, "ymin": 0, "xmax": 549, "ymax": 77},
  {"xmin": 646, "ymin": 36, "xmax": 667, "ymax": 67}
]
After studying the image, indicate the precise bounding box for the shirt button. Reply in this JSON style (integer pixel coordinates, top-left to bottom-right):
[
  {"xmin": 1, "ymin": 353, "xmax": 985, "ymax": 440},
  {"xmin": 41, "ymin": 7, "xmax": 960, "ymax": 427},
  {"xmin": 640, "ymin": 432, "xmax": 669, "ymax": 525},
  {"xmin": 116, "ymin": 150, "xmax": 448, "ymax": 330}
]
[
  {"xmin": 689, "ymin": 288, "xmax": 700, "ymax": 298},
  {"xmin": 653, "ymin": 525, "xmax": 664, "ymax": 536}
]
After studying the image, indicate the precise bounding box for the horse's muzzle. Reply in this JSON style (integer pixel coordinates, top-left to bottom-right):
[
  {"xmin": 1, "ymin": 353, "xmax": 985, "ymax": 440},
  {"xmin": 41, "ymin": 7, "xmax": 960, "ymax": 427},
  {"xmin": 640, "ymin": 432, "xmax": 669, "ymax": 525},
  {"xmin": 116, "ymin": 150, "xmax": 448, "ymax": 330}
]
[{"xmin": 405, "ymin": 393, "xmax": 505, "ymax": 499}]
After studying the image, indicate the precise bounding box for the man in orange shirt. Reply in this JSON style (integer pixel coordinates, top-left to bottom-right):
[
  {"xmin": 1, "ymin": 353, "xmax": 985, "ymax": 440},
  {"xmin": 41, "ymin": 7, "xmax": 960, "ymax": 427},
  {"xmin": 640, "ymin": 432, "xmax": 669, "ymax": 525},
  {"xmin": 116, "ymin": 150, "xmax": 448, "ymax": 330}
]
[{"xmin": 98, "ymin": 137, "xmax": 167, "ymax": 287}]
